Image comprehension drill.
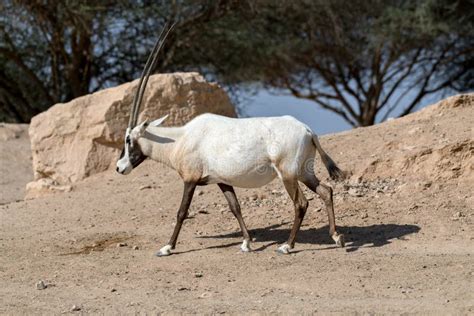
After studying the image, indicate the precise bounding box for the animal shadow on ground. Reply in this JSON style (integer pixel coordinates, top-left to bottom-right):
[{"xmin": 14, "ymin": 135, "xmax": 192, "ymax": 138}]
[{"xmin": 199, "ymin": 223, "xmax": 421, "ymax": 253}]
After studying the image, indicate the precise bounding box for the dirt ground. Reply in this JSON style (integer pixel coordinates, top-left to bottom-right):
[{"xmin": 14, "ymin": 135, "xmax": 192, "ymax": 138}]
[
  {"xmin": 0, "ymin": 124, "xmax": 32, "ymax": 205},
  {"xmin": 0, "ymin": 96, "xmax": 473, "ymax": 314}
]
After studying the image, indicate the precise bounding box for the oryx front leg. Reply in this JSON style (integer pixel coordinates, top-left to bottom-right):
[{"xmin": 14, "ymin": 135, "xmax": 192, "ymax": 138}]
[
  {"xmin": 218, "ymin": 183, "xmax": 252, "ymax": 252},
  {"xmin": 277, "ymin": 177, "xmax": 308, "ymax": 254},
  {"xmin": 156, "ymin": 182, "xmax": 196, "ymax": 257}
]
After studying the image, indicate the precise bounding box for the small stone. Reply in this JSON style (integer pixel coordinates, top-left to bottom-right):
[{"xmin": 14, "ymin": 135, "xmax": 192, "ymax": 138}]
[
  {"xmin": 132, "ymin": 245, "xmax": 139, "ymax": 250},
  {"xmin": 36, "ymin": 280, "xmax": 47, "ymax": 290},
  {"xmin": 195, "ymin": 272, "xmax": 203, "ymax": 278},
  {"xmin": 348, "ymin": 188, "xmax": 363, "ymax": 197},
  {"xmin": 177, "ymin": 287, "xmax": 190, "ymax": 291},
  {"xmin": 71, "ymin": 305, "xmax": 81, "ymax": 312},
  {"xmin": 360, "ymin": 213, "xmax": 368, "ymax": 219},
  {"xmin": 198, "ymin": 292, "xmax": 211, "ymax": 299},
  {"xmin": 139, "ymin": 185, "xmax": 152, "ymax": 190},
  {"xmin": 117, "ymin": 242, "xmax": 127, "ymax": 247},
  {"xmin": 197, "ymin": 190, "xmax": 204, "ymax": 196},
  {"xmin": 111, "ymin": 288, "xmax": 117, "ymax": 292}
]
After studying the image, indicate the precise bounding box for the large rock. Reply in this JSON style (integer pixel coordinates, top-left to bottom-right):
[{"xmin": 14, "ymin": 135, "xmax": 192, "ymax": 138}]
[{"xmin": 27, "ymin": 72, "xmax": 235, "ymax": 197}]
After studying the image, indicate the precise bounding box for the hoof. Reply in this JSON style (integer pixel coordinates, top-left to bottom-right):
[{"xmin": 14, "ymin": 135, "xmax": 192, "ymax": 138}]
[
  {"xmin": 240, "ymin": 240, "xmax": 251, "ymax": 253},
  {"xmin": 276, "ymin": 244, "xmax": 292, "ymax": 254},
  {"xmin": 155, "ymin": 245, "xmax": 172, "ymax": 257},
  {"xmin": 332, "ymin": 233, "xmax": 345, "ymax": 248}
]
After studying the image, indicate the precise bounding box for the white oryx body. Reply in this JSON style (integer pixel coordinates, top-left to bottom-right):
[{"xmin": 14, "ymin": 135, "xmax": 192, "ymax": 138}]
[
  {"xmin": 116, "ymin": 22, "xmax": 345, "ymax": 256},
  {"xmin": 139, "ymin": 114, "xmax": 317, "ymax": 189}
]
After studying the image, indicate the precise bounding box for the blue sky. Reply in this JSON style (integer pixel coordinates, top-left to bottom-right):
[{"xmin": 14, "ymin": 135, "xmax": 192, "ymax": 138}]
[{"xmin": 241, "ymin": 90, "xmax": 453, "ymax": 135}]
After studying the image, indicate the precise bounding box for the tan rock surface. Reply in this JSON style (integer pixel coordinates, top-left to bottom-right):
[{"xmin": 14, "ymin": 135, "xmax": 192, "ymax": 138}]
[{"xmin": 27, "ymin": 72, "xmax": 235, "ymax": 198}]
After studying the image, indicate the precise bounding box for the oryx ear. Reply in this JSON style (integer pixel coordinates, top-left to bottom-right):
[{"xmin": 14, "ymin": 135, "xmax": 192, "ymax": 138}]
[
  {"xmin": 136, "ymin": 119, "xmax": 149, "ymax": 137},
  {"xmin": 150, "ymin": 114, "xmax": 169, "ymax": 127}
]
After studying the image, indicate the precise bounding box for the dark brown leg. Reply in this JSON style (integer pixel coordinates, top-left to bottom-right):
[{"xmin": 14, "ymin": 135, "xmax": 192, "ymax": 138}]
[
  {"xmin": 277, "ymin": 178, "xmax": 308, "ymax": 253},
  {"xmin": 218, "ymin": 183, "xmax": 252, "ymax": 252},
  {"xmin": 156, "ymin": 181, "xmax": 196, "ymax": 256},
  {"xmin": 301, "ymin": 174, "xmax": 345, "ymax": 247}
]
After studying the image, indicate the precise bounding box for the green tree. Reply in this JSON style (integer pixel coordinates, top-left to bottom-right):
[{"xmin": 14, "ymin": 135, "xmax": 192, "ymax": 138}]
[
  {"xmin": 1, "ymin": 0, "xmax": 473, "ymax": 126},
  {"xmin": 0, "ymin": 0, "xmax": 239, "ymax": 122},
  {"xmin": 196, "ymin": 0, "xmax": 474, "ymax": 126}
]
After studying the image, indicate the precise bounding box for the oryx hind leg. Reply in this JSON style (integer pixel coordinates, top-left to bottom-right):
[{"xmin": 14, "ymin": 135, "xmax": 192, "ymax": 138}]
[
  {"xmin": 300, "ymin": 172, "xmax": 345, "ymax": 248},
  {"xmin": 218, "ymin": 183, "xmax": 252, "ymax": 252}
]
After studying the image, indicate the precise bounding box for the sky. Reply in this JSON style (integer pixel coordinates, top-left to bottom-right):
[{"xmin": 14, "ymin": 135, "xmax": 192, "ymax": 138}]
[{"xmin": 241, "ymin": 90, "xmax": 453, "ymax": 135}]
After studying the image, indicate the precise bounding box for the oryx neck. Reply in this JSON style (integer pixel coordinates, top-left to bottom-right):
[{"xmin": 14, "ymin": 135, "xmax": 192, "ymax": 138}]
[{"xmin": 137, "ymin": 126, "xmax": 183, "ymax": 169}]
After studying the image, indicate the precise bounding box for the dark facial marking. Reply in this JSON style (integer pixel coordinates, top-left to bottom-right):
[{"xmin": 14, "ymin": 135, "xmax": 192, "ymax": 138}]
[{"xmin": 129, "ymin": 140, "xmax": 147, "ymax": 168}]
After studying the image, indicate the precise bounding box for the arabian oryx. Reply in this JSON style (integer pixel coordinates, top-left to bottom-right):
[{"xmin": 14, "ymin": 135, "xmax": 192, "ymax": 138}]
[{"xmin": 116, "ymin": 22, "xmax": 345, "ymax": 256}]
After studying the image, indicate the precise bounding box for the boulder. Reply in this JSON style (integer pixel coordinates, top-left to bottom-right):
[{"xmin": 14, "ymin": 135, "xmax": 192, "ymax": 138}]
[{"xmin": 27, "ymin": 72, "xmax": 235, "ymax": 197}]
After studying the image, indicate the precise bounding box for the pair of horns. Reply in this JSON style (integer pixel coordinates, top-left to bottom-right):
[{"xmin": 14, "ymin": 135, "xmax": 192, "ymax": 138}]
[{"xmin": 128, "ymin": 21, "xmax": 176, "ymax": 129}]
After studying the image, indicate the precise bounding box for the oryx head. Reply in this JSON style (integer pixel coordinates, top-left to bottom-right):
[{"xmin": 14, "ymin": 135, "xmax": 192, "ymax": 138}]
[{"xmin": 116, "ymin": 21, "xmax": 175, "ymax": 175}]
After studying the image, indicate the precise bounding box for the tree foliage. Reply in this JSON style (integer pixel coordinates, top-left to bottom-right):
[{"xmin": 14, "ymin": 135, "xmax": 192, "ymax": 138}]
[
  {"xmin": 196, "ymin": 0, "xmax": 474, "ymax": 126},
  {"xmin": 0, "ymin": 0, "xmax": 239, "ymax": 122},
  {"xmin": 1, "ymin": 0, "xmax": 473, "ymax": 125}
]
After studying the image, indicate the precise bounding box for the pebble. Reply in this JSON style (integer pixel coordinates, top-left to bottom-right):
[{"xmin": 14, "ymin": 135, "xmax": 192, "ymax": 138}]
[
  {"xmin": 177, "ymin": 287, "xmax": 190, "ymax": 291},
  {"xmin": 36, "ymin": 280, "xmax": 47, "ymax": 290},
  {"xmin": 139, "ymin": 185, "xmax": 152, "ymax": 190},
  {"xmin": 195, "ymin": 272, "xmax": 203, "ymax": 278},
  {"xmin": 199, "ymin": 292, "xmax": 212, "ymax": 299},
  {"xmin": 348, "ymin": 188, "xmax": 363, "ymax": 197},
  {"xmin": 117, "ymin": 242, "xmax": 127, "ymax": 247},
  {"xmin": 197, "ymin": 190, "xmax": 204, "ymax": 196},
  {"xmin": 133, "ymin": 245, "xmax": 139, "ymax": 250},
  {"xmin": 71, "ymin": 305, "xmax": 81, "ymax": 312}
]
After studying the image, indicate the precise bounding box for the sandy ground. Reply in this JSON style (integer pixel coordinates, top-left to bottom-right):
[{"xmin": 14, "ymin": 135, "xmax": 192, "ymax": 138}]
[
  {"xmin": 0, "ymin": 124, "xmax": 32, "ymax": 205},
  {"xmin": 0, "ymin": 97, "xmax": 473, "ymax": 314}
]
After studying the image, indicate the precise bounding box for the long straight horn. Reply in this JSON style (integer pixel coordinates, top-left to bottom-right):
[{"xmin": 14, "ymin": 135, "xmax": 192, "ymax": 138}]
[
  {"xmin": 128, "ymin": 21, "xmax": 169, "ymax": 128},
  {"xmin": 128, "ymin": 21, "xmax": 176, "ymax": 128}
]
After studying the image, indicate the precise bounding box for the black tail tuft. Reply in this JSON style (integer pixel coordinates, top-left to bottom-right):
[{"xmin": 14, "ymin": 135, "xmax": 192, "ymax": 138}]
[
  {"xmin": 312, "ymin": 134, "xmax": 345, "ymax": 181},
  {"xmin": 320, "ymin": 152, "xmax": 345, "ymax": 181},
  {"xmin": 327, "ymin": 159, "xmax": 345, "ymax": 181}
]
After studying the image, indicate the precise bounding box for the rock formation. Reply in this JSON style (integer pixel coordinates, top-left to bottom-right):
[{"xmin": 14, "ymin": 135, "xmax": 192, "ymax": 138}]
[{"xmin": 26, "ymin": 72, "xmax": 235, "ymax": 198}]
